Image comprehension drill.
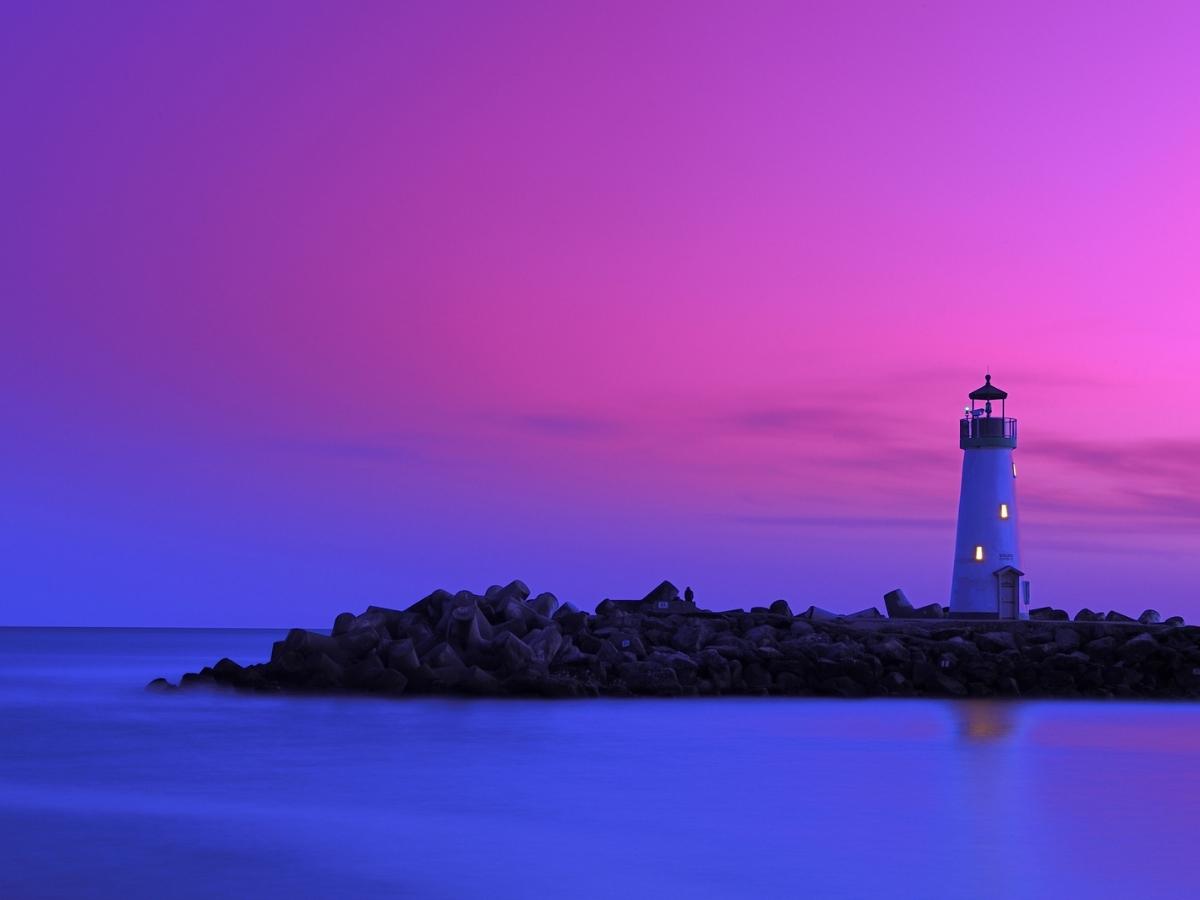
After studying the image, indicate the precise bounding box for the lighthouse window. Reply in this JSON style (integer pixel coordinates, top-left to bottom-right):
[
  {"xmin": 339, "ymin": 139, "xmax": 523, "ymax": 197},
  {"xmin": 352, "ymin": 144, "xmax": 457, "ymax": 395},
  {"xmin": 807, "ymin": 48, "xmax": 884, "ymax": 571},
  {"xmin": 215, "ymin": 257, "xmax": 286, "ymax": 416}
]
[
  {"xmin": 999, "ymin": 503, "xmax": 1009, "ymax": 519},
  {"xmin": 974, "ymin": 545, "xmax": 984, "ymax": 562}
]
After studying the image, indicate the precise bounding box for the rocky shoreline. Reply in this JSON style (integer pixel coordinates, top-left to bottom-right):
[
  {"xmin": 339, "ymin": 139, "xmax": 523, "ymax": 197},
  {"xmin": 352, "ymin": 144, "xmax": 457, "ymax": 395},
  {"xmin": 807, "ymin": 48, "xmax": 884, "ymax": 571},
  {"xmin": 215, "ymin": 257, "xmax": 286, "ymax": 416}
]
[{"xmin": 152, "ymin": 581, "xmax": 1200, "ymax": 700}]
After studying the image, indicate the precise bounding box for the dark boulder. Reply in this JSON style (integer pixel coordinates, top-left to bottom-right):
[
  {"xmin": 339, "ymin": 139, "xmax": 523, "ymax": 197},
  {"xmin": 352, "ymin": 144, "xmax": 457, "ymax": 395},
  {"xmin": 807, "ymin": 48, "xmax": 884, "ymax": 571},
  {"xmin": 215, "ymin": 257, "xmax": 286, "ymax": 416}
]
[
  {"xmin": 1138, "ymin": 609, "xmax": 1162, "ymax": 625},
  {"xmin": 1119, "ymin": 632, "xmax": 1158, "ymax": 664},
  {"xmin": 619, "ymin": 661, "xmax": 682, "ymax": 696},
  {"xmin": 648, "ymin": 648, "xmax": 700, "ymax": 674},
  {"xmin": 1166, "ymin": 616, "xmax": 1186, "ymax": 627},
  {"xmin": 307, "ymin": 654, "xmax": 345, "ymax": 689},
  {"xmin": 336, "ymin": 628, "xmax": 379, "ymax": 661},
  {"xmin": 346, "ymin": 652, "xmax": 387, "ymax": 690},
  {"xmin": 500, "ymin": 597, "xmax": 544, "ymax": 631},
  {"xmin": 404, "ymin": 621, "xmax": 437, "ymax": 654},
  {"xmin": 355, "ymin": 606, "xmax": 407, "ymax": 638},
  {"xmin": 429, "ymin": 663, "xmax": 472, "ymax": 690},
  {"xmin": 497, "ymin": 580, "xmax": 531, "ymax": 602},
  {"xmin": 935, "ymin": 674, "xmax": 968, "ymax": 696},
  {"xmin": 410, "ymin": 589, "xmax": 454, "ymax": 623},
  {"xmin": 492, "ymin": 632, "xmax": 534, "ymax": 673},
  {"xmin": 1084, "ymin": 636, "xmax": 1117, "ymax": 655},
  {"xmin": 1023, "ymin": 626, "xmax": 1056, "ymax": 645},
  {"xmin": 872, "ymin": 638, "xmax": 910, "ymax": 665},
  {"xmin": 911, "ymin": 603, "xmax": 945, "ymax": 619},
  {"xmin": 976, "ymin": 631, "xmax": 1017, "ymax": 653},
  {"xmin": 883, "ymin": 588, "xmax": 914, "ymax": 619},
  {"xmin": 941, "ymin": 635, "xmax": 980, "ymax": 658},
  {"xmin": 459, "ymin": 666, "xmax": 503, "ymax": 696},
  {"xmin": 552, "ymin": 604, "xmax": 588, "ymax": 635},
  {"xmin": 743, "ymin": 624, "xmax": 781, "ymax": 646},
  {"xmin": 180, "ymin": 669, "xmax": 215, "ymax": 688},
  {"xmin": 697, "ymin": 648, "xmax": 734, "ymax": 691},
  {"xmin": 424, "ymin": 642, "xmax": 463, "ymax": 670},
  {"xmin": 1030, "ymin": 607, "xmax": 1069, "ymax": 621},
  {"xmin": 1053, "ymin": 628, "xmax": 1081, "ymax": 652},
  {"xmin": 774, "ymin": 671, "xmax": 806, "ymax": 694},
  {"xmin": 574, "ymin": 631, "xmax": 603, "ymax": 654},
  {"xmin": 595, "ymin": 638, "xmax": 624, "ymax": 666},
  {"xmin": 743, "ymin": 662, "xmax": 772, "ymax": 691},
  {"xmin": 553, "ymin": 638, "xmax": 588, "ymax": 666},
  {"xmin": 492, "ymin": 616, "xmax": 530, "ymax": 642},
  {"xmin": 283, "ymin": 628, "xmax": 348, "ymax": 662},
  {"xmin": 594, "ymin": 599, "xmax": 623, "ymax": 617},
  {"xmin": 819, "ymin": 676, "xmax": 866, "ymax": 698},
  {"xmin": 769, "ymin": 599, "xmax": 793, "ymax": 617},
  {"xmin": 219, "ymin": 659, "xmax": 264, "ymax": 689},
  {"xmin": 526, "ymin": 626, "xmax": 564, "ymax": 665},
  {"xmin": 530, "ymin": 592, "xmax": 559, "ymax": 618},
  {"xmin": 1037, "ymin": 668, "xmax": 1079, "ymax": 695},
  {"xmin": 384, "ymin": 639, "xmax": 421, "ymax": 673},
  {"xmin": 374, "ymin": 669, "xmax": 408, "ymax": 696},
  {"xmin": 799, "ymin": 605, "xmax": 840, "ymax": 621},
  {"xmin": 446, "ymin": 602, "xmax": 492, "ymax": 651},
  {"xmin": 911, "ymin": 660, "xmax": 939, "ymax": 690},
  {"xmin": 881, "ymin": 671, "xmax": 909, "ymax": 694},
  {"xmin": 1106, "ymin": 611, "xmax": 1136, "ymax": 623},
  {"xmin": 995, "ymin": 676, "xmax": 1021, "ymax": 696},
  {"xmin": 1074, "ymin": 608, "xmax": 1102, "ymax": 622},
  {"xmin": 551, "ymin": 600, "xmax": 580, "ymax": 618},
  {"xmin": 212, "ymin": 657, "xmax": 246, "ymax": 683}
]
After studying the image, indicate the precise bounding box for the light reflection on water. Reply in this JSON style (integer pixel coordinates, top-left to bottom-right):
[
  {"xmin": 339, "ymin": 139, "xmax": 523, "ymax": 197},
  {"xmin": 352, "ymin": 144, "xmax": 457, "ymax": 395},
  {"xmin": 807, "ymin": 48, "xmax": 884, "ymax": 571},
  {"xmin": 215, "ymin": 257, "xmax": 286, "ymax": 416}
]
[
  {"xmin": 1, "ymin": 628, "xmax": 1197, "ymax": 899},
  {"xmin": 955, "ymin": 699, "xmax": 1017, "ymax": 741}
]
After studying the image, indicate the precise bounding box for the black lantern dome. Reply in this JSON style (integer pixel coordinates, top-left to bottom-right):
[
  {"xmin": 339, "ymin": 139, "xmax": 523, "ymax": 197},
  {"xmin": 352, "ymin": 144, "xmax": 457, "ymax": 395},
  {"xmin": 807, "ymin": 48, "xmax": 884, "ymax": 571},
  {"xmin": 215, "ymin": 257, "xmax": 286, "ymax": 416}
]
[{"xmin": 968, "ymin": 374, "xmax": 1008, "ymax": 401}]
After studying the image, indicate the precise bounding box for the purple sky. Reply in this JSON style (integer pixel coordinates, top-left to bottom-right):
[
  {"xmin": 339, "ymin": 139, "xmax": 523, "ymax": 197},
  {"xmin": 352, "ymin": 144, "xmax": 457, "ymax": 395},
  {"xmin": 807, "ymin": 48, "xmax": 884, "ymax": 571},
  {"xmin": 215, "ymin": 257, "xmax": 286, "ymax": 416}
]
[{"xmin": 4, "ymin": 2, "xmax": 1200, "ymax": 626}]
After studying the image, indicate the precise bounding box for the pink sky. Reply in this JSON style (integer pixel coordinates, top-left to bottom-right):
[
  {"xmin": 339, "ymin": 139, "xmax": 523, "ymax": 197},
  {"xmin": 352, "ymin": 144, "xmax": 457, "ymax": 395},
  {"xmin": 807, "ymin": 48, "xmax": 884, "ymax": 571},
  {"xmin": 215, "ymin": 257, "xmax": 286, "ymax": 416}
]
[{"xmin": 4, "ymin": 2, "xmax": 1200, "ymax": 625}]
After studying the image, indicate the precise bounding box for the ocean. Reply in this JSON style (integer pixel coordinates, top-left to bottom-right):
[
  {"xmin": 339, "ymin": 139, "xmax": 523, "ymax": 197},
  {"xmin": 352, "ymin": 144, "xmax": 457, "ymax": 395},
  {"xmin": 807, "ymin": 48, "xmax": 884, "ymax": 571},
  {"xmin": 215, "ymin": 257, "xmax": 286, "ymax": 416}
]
[{"xmin": 1, "ymin": 626, "xmax": 1196, "ymax": 899}]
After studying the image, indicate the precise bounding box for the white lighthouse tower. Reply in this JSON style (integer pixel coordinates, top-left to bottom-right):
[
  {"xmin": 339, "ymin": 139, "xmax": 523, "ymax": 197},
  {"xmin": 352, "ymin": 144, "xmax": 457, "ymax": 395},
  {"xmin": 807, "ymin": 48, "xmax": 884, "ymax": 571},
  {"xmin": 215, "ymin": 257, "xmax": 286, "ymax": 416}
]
[{"xmin": 950, "ymin": 374, "xmax": 1029, "ymax": 619}]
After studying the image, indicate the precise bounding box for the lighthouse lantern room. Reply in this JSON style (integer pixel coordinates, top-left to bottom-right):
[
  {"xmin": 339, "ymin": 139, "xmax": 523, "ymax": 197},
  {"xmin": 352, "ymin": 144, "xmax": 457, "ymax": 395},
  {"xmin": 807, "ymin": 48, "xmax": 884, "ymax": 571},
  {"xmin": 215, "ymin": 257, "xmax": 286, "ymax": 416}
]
[{"xmin": 950, "ymin": 374, "xmax": 1029, "ymax": 619}]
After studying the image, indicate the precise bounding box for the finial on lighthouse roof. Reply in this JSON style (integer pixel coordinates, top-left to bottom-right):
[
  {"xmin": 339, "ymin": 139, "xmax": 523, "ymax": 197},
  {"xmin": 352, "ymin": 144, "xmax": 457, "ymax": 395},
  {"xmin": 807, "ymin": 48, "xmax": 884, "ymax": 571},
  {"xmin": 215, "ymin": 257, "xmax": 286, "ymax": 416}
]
[{"xmin": 969, "ymin": 373, "xmax": 1008, "ymax": 401}]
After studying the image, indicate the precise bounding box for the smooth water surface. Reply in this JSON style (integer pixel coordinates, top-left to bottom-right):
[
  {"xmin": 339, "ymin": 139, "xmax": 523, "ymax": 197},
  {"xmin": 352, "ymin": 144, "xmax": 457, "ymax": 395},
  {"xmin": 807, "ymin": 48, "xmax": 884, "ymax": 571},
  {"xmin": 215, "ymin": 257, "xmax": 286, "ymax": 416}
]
[{"xmin": 2, "ymin": 627, "xmax": 1197, "ymax": 899}]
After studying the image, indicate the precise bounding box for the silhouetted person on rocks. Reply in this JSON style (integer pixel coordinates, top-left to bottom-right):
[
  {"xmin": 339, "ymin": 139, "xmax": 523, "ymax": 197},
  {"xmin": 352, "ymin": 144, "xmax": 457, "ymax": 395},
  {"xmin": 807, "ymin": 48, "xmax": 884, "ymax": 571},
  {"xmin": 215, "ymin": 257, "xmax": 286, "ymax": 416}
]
[{"xmin": 684, "ymin": 586, "xmax": 694, "ymax": 603}]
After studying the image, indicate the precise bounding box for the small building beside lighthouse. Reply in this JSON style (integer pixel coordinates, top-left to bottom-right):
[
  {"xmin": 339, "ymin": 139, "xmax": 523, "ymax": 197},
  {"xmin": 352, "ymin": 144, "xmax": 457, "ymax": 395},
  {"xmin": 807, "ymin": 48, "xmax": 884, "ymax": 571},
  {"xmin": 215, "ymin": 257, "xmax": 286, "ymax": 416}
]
[{"xmin": 950, "ymin": 374, "xmax": 1029, "ymax": 619}]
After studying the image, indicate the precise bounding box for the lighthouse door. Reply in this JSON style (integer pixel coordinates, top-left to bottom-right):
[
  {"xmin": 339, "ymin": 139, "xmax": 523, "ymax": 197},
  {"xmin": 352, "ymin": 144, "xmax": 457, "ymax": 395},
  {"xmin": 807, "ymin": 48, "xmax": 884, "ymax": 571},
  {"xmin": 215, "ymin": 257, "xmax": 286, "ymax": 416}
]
[{"xmin": 997, "ymin": 570, "xmax": 1019, "ymax": 619}]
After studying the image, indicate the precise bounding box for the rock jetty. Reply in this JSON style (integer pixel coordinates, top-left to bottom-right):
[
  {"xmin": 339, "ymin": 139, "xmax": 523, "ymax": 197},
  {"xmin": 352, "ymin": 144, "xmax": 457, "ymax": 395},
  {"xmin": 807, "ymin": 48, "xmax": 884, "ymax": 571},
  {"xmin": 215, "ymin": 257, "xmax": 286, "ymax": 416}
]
[{"xmin": 153, "ymin": 580, "xmax": 1200, "ymax": 700}]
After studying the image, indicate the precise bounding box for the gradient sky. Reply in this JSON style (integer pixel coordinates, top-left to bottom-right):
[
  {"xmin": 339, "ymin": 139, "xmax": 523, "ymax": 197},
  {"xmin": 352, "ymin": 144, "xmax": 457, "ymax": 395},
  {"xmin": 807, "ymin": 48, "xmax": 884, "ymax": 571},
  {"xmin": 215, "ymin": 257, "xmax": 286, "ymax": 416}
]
[{"xmin": 4, "ymin": 1, "xmax": 1200, "ymax": 626}]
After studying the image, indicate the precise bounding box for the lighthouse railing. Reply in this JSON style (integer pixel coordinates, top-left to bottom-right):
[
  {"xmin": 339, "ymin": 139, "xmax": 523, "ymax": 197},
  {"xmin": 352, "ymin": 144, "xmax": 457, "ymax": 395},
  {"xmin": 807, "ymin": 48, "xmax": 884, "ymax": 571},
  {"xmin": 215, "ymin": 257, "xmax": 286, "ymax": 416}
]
[{"xmin": 959, "ymin": 416, "xmax": 1017, "ymax": 448}]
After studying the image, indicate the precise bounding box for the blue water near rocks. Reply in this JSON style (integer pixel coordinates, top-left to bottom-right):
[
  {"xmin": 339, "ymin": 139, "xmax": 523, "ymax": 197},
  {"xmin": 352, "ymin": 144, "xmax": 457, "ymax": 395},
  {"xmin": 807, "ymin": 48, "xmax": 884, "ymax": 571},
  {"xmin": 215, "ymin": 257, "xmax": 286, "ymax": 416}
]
[{"xmin": 2, "ymin": 627, "xmax": 1197, "ymax": 899}]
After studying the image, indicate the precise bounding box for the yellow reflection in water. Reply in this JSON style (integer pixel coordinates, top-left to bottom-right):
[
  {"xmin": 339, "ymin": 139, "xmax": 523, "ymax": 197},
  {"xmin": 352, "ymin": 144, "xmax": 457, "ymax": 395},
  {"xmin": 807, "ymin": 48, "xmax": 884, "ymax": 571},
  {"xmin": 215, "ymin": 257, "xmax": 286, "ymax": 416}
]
[{"xmin": 954, "ymin": 701, "xmax": 1016, "ymax": 742}]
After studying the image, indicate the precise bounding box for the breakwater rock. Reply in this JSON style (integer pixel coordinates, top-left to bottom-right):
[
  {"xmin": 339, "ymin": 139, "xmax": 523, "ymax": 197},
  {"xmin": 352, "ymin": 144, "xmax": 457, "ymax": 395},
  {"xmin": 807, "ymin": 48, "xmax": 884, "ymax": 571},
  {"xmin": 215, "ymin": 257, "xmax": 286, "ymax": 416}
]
[{"xmin": 154, "ymin": 581, "xmax": 1200, "ymax": 700}]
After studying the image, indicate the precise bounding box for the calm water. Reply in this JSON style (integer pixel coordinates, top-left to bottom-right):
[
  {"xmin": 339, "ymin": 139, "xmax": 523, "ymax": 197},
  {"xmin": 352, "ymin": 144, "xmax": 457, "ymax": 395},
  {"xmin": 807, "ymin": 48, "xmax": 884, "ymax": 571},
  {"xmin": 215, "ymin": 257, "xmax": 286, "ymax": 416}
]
[{"xmin": 2, "ymin": 628, "xmax": 1198, "ymax": 899}]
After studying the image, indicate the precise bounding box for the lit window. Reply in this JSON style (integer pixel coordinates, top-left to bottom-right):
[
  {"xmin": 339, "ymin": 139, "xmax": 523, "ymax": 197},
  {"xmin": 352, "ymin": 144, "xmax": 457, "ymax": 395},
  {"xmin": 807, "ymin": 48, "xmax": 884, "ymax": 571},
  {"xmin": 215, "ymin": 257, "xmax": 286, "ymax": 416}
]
[
  {"xmin": 1012, "ymin": 462, "xmax": 1018, "ymax": 477},
  {"xmin": 1000, "ymin": 503, "xmax": 1009, "ymax": 519},
  {"xmin": 974, "ymin": 545, "xmax": 984, "ymax": 561}
]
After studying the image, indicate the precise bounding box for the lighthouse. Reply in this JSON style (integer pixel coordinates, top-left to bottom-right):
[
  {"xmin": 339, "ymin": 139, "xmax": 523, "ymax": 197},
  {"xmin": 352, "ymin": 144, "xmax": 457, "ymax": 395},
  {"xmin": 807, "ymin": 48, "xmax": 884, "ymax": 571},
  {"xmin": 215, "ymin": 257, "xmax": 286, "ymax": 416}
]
[{"xmin": 950, "ymin": 374, "xmax": 1029, "ymax": 619}]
